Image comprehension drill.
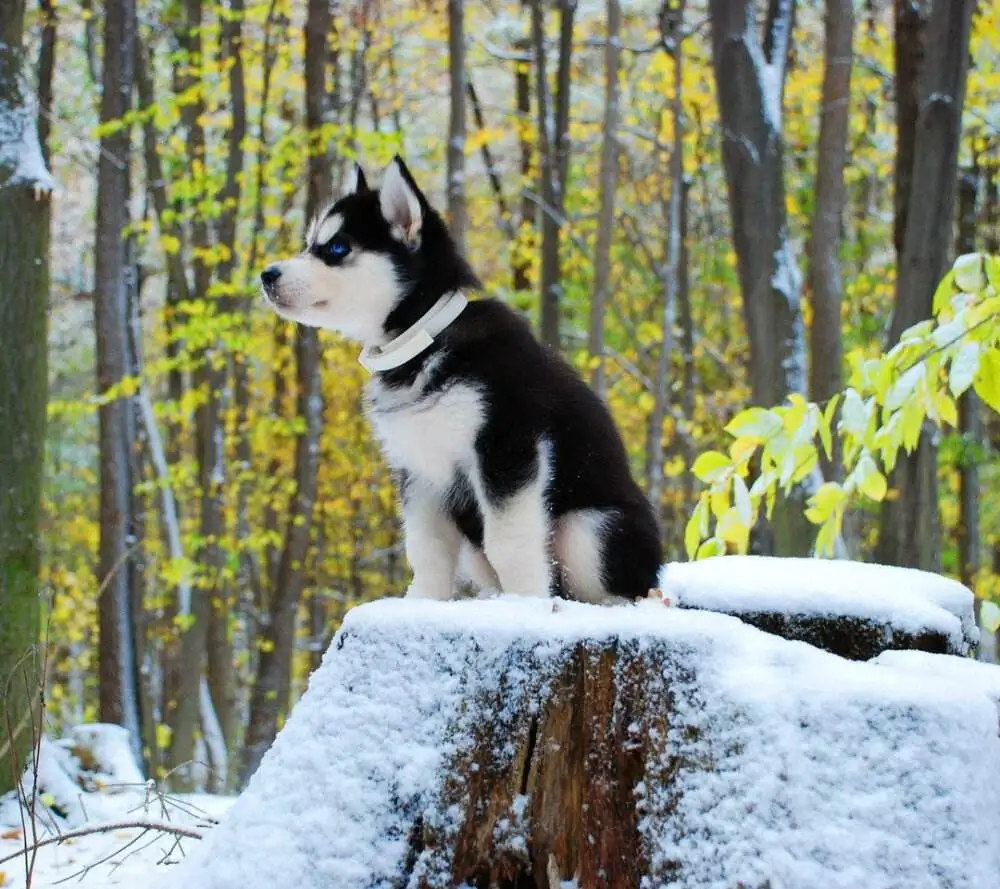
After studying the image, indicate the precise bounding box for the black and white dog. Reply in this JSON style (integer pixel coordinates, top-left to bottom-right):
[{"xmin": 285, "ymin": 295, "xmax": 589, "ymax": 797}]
[{"xmin": 261, "ymin": 157, "xmax": 662, "ymax": 602}]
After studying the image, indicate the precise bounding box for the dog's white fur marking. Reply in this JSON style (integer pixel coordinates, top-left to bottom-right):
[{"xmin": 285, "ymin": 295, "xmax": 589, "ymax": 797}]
[
  {"xmin": 402, "ymin": 479, "xmax": 463, "ymax": 600},
  {"xmin": 380, "ymin": 159, "xmax": 423, "ymax": 245},
  {"xmin": 457, "ymin": 542, "xmax": 500, "ymax": 591},
  {"xmin": 473, "ymin": 440, "xmax": 553, "ymax": 598},
  {"xmin": 268, "ymin": 251, "xmax": 400, "ymax": 344},
  {"xmin": 554, "ymin": 509, "xmax": 619, "ymax": 605},
  {"xmin": 369, "ymin": 380, "xmax": 485, "ymax": 489},
  {"xmin": 313, "ymin": 213, "xmax": 343, "ymax": 247}
]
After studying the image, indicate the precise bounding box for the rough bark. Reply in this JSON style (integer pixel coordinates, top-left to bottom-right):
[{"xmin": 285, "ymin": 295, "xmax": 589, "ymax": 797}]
[
  {"xmin": 241, "ymin": 0, "xmax": 329, "ymax": 785},
  {"xmin": 447, "ymin": 0, "xmax": 467, "ymax": 250},
  {"xmin": 807, "ymin": 0, "xmax": 853, "ymax": 414},
  {"xmin": 878, "ymin": 0, "xmax": 974, "ymax": 569},
  {"xmin": 955, "ymin": 169, "xmax": 980, "ymax": 590},
  {"xmin": 588, "ymin": 0, "xmax": 622, "ymax": 398},
  {"xmin": 533, "ymin": 0, "xmax": 576, "ymax": 348},
  {"xmin": 0, "ymin": 0, "xmax": 51, "ymax": 796},
  {"xmin": 709, "ymin": 0, "xmax": 813, "ymax": 556},
  {"xmin": 94, "ymin": 0, "xmax": 142, "ymax": 766}
]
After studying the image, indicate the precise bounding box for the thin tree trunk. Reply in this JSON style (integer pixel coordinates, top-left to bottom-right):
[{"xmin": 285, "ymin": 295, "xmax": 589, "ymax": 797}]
[
  {"xmin": 513, "ymin": 24, "xmax": 532, "ymax": 293},
  {"xmin": 466, "ymin": 77, "xmax": 513, "ymax": 240},
  {"xmin": 94, "ymin": 0, "xmax": 142, "ymax": 767},
  {"xmin": 588, "ymin": 0, "xmax": 622, "ymax": 398},
  {"xmin": 709, "ymin": 0, "xmax": 813, "ymax": 556},
  {"xmin": 878, "ymin": 0, "xmax": 974, "ymax": 570},
  {"xmin": 808, "ymin": 0, "xmax": 853, "ymax": 418},
  {"xmin": 955, "ymin": 168, "xmax": 979, "ymax": 590},
  {"xmin": 647, "ymin": 4, "xmax": 684, "ymax": 521},
  {"xmin": 36, "ymin": 0, "xmax": 56, "ymax": 166},
  {"xmin": 533, "ymin": 0, "xmax": 576, "ymax": 349},
  {"xmin": 447, "ymin": 0, "xmax": 467, "ymax": 250},
  {"xmin": 168, "ymin": 0, "xmax": 220, "ymax": 791},
  {"xmin": 206, "ymin": 0, "xmax": 247, "ymax": 772},
  {"xmin": 242, "ymin": 0, "xmax": 330, "ymax": 785},
  {"xmin": 677, "ymin": 177, "xmax": 695, "ymax": 534},
  {"xmin": 0, "ymin": 0, "xmax": 52, "ymax": 796}
]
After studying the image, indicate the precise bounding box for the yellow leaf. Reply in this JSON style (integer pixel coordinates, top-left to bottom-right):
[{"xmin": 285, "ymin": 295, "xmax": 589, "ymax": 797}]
[
  {"xmin": 974, "ymin": 349, "xmax": 1000, "ymax": 414},
  {"xmin": 725, "ymin": 407, "xmax": 782, "ymax": 441},
  {"xmin": 691, "ymin": 451, "xmax": 731, "ymax": 484}
]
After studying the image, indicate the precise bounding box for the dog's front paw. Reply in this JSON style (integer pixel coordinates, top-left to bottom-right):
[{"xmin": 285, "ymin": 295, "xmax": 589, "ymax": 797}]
[{"xmin": 404, "ymin": 583, "xmax": 455, "ymax": 601}]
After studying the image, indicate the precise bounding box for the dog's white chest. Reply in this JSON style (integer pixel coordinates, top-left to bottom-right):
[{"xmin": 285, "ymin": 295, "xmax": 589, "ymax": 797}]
[{"xmin": 368, "ymin": 381, "xmax": 485, "ymax": 487}]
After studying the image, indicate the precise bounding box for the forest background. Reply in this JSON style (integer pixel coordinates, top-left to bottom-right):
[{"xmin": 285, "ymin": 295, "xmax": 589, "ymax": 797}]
[{"xmin": 1, "ymin": 0, "xmax": 999, "ymax": 795}]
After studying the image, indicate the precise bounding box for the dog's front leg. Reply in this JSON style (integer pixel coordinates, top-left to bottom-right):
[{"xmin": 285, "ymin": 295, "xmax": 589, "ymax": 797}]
[
  {"xmin": 477, "ymin": 442, "xmax": 552, "ymax": 598},
  {"xmin": 402, "ymin": 482, "xmax": 462, "ymax": 600}
]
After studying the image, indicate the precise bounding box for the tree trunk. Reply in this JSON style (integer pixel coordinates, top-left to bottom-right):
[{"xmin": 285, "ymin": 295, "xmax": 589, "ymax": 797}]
[
  {"xmin": 878, "ymin": 0, "xmax": 974, "ymax": 569},
  {"xmin": 241, "ymin": 0, "xmax": 329, "ymax": 785},
  {"xmin": 0, "ymin": 0, "xmax": 52, "ymax": 796},
  {"xmin": 94, "ymin": 0, "xmax": 142, "ymax": 767},
  {"xmin": 709, "ymin": 0, "xmax": 813, "ymax": 556},
  {"xmin": 588, "ymin": 0, "xmax": 622, "ymax": 398},
  {"xmin": 513, "ymin": 23, "xmax": 532, "ymax": 293},
  {"xmin": 447, "ymin": 0, "xmax": 467, "ymax": 251},
  {"xmin": 533, "ymin": 0, "xmax": 576, "ymax": 349},
  {"xmin": 955, "ymin": 169, "xmax": 980, "ymax": 590},
  {"xmin": 168, "ymin": 0, "xmax": 220, "ymax": 790},
  {"xmin": 647, "ymin": 6, "xmax": 685, "ymax": 523},
  {"xmin": 807, "ymin": 0, "xmax": 853, "ymax": 420}
]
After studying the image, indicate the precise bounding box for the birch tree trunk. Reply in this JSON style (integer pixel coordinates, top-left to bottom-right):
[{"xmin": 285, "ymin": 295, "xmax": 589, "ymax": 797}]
[
  {"xmin": 588, "ymin": 0, "xmax": 622, "ymax": 398},
  {"xmin": 94, "ymin": 0, "xmax": 143, "ymax": 767},
  {"xmin": 447, "ymin": 0, "xmax": 467, "ymax": 251},
  {"xmin": 877, "ymin": 0, "xmax": 974, "ymax": 570},
  {"xmin": 0, "ymin": 0, "xmax": 53, "ymax": 797}
]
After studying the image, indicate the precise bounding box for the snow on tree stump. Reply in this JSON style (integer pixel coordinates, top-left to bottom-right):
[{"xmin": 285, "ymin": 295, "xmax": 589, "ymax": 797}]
[
  {"xmin": 661, "ymin": 556, "xmax": 978, "ymax": 660},
  {"xmin": 174, "ymin": 559, "xmax": 1000, "ymax": 889}
]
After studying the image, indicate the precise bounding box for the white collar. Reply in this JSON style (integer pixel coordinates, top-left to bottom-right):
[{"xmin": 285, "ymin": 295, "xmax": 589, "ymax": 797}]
[{"xmin": 358, "ymin": 291, "xmax": 468, "ymax": 373}]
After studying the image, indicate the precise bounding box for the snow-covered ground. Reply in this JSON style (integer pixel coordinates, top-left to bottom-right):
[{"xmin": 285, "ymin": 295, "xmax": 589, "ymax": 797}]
[
  {"xmin": 0, "ymin": 785, "xmax": 233, "ymax": 888},
  {"xmin": 0, "ymin": 726, "xmax": 234, "ymax": 889}
]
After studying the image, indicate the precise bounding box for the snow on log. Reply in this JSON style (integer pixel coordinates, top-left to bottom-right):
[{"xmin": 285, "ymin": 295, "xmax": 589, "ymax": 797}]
[
  {"xmin": 661, "ymin": 556, "xmax": 977, "ymax": 659},
  {"xmin": 172, "ymin": 560, "xmax": 1000, "ymax": 889}
]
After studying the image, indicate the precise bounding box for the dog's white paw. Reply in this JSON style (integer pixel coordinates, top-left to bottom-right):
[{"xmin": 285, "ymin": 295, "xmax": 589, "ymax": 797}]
[{"xmin": 404, "ymin": 583, "xmax": 454, "ymax": 601}]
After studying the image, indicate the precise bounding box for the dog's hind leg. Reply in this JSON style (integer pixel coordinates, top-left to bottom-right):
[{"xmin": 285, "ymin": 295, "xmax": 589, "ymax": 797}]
[
  {"xmin": 475, "ymin": 440, "xmax": 552, "ymax": 598},
  {"xmin": 457, "ymin": 542, "xmax": 500, "ymax": 593},
  {"xmin": 402, "ymin": 482, "xmax": 462, "ymax": 600},
  {"xmin": 553, "ymin": 509, "xmax": 623, "ymax": 605}
]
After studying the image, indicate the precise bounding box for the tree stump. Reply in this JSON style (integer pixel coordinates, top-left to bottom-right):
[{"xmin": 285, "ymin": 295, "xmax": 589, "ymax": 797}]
[
  {"xmin": 175, "ymin": 580, "xmax": 1000, "ymax": 889},
  {"xmin": 661, "ymin": 556, "xmax": 977, "ymax": 660}
]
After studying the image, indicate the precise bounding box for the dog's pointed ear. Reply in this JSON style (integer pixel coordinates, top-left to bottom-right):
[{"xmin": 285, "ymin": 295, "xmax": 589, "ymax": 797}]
[
  {"xmin": 379, "ymin": 156, "xmax": 423, "ymax": 246},
  {"xmin": 344, "ymin": 162, "xmax": 369, "ymax": 195}
]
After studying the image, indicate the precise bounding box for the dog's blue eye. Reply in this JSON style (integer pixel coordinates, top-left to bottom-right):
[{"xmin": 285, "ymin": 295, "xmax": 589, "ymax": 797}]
[{"xmin": 323, "ymin": 235, "xmax": 350, "ymax": 262}]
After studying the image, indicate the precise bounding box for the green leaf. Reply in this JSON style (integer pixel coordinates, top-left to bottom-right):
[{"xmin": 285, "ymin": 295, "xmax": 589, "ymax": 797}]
[
  {"xmin": 725, "ymin": 407, "xmax": 783, "ymax": 441},
  {"xmin": 840, "ymin": 388, "xmax": 867, "ymax": 437},
  {"xmin": 932, "ymin": 269, "xmax": 956, "ymax": 315},
  {"xmin": 985, "ymin": 256, "xmax": 1000, "ymax": 295},
  {"xmin": 685, "ymin": 499, "xmax": 706, "ymax": 560},
  {"xmin": 855, "ymin": 453, "xmax": 888, "ymax": 501},
  {"xmin": 695, "ymin": 537, "xmax": 726, "ymax": 560},
  {"xmin": 814, "ymin": 517, "xmax": 839, "ymax": 558},
  {"xmin": 717, "ymin": 508, "xmax": 750, "ymax": 553},
  {"xmin": 692, "ymin": 451, "xmax": 732, "ymax": 484},
  {"xmin": 974, "ymin": 349, "xmax": 1000, "ymax": 414}
]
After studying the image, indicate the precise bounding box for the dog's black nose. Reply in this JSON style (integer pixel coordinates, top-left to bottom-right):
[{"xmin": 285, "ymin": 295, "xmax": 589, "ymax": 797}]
[{"xmin": 261, "ymin": 266, "xmax": 281, "ymax": 288}]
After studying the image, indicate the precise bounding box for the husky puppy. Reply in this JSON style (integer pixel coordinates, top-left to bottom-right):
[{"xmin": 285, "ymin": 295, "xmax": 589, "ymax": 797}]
[{"xmin": 260, "ymin": 157, "xmax": 662, "ymax": 602}]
